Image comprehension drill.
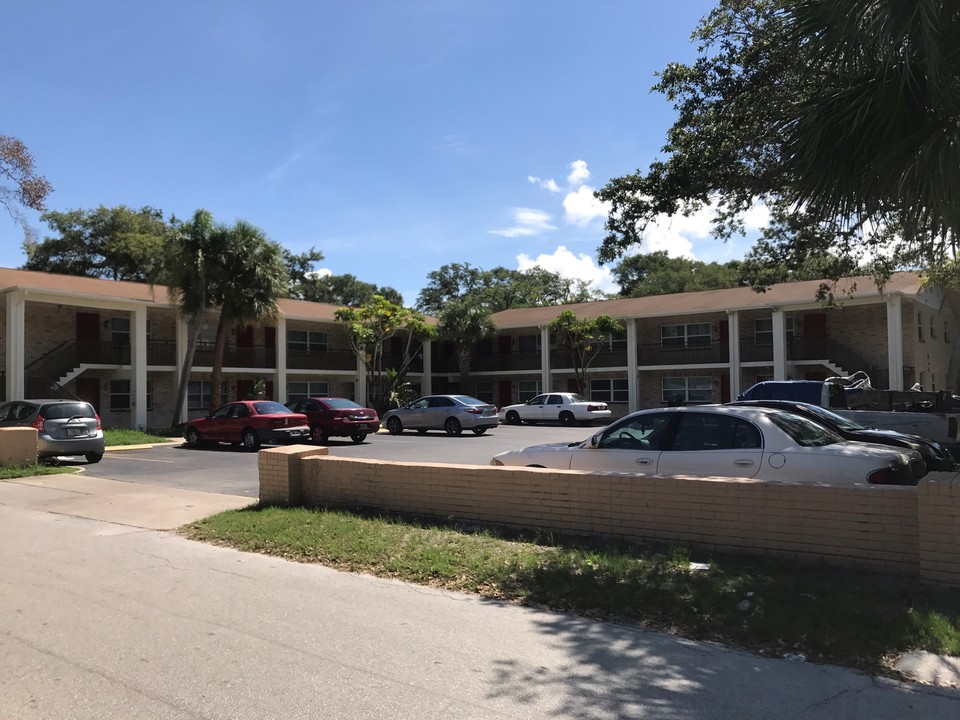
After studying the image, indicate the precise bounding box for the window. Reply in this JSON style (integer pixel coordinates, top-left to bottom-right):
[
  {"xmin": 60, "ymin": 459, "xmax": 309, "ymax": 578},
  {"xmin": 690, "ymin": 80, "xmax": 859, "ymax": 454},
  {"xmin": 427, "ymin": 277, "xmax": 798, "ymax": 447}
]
[
  {"xmin": 930, "ymin": 315, "xmax": 937, "ymax": 340},
  {"xmin": 518, "ymin": 381, "xmax": 541, "ymax": 402},
  {"xmin": 288, "ymin": 330, "xmax": 328, "ymax": 353},
  {"xmin": 661, "ymin": 323, "xmax": 710, "ymax": 348},
  {"xmin": 287, "ymin": 381, "xmax": 328, "ymax": 399},
  {"xmin": 591, "ymin": 378, "xmax": 628, "ymax": 403},
  {"xmin": 110, "ymin": 380, "xmax": 130, "ymax": 410},
  {"xmin": 669, "ymin": 413, "xmax": 761, "ymax": 451},
  {"xmin": 918, "ymin": 312, "xmax": 925, "ymax": 341},
  {"xmin": 188, "ymin": 381, "xmax": 229, "ymax": 410},
  {"xmin": 754, "ymin": 317, "xmax": 795, "ymax": 345},
  {"xmin": 661, "ymin": 376, "xmax": 712, "ymax": 405},
  {"xmin": 474, "ymin": 382, "xmax": 494, "ymax": 403},
  {"xmin": 518, "ymin": 334, "xmax": 541, "ymax": 354}
]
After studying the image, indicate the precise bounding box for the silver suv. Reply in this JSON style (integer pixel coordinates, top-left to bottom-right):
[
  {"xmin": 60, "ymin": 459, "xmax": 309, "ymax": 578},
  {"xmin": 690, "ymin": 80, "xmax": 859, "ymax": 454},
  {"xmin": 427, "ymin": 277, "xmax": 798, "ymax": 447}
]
[{"xmin": 0, "ymin": 399, "xmax": 105, "ymax": 463}]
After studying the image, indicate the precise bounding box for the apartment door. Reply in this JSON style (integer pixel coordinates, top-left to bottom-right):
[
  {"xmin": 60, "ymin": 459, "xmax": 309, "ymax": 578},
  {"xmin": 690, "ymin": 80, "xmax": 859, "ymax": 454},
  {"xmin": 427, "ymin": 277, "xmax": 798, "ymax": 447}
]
[
  {"xmin": 498, "ymin": 380, "xmax": 512, "ymax": 408},
  {"xmin": 76, "ymin": 312, "xmax": 101, "ymax": 362},
  {"xmin": 75, "ymin": 377, "xmax": 100, "ymax": 413}
]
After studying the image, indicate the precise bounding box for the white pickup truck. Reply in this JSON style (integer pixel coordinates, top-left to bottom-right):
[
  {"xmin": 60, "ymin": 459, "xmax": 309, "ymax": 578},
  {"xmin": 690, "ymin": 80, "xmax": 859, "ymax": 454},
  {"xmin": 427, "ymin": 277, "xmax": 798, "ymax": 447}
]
[{"xmin": 737, "ymin": 380, "xmax": 960, "ymax": 454}]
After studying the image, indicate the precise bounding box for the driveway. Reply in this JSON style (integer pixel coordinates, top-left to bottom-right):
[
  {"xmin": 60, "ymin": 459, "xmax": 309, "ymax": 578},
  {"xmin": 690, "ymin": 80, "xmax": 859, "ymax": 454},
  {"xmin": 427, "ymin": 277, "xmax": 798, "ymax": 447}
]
[{"xmin": 81, "ymin": 424, "xmax": 596, "ymax": 496}]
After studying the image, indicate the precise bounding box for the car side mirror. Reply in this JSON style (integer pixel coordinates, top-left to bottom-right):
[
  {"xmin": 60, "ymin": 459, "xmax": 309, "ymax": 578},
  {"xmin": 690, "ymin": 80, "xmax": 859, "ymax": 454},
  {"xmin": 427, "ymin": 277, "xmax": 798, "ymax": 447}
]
[{"xmin": 588, "ymin": 433, "xmax": 601, "ymax": 449}]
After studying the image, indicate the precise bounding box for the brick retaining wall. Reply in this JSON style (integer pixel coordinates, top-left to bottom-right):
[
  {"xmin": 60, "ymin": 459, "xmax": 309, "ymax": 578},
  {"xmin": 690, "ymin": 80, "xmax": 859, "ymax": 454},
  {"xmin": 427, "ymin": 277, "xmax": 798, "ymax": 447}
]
[{"xmin": 259, "ymin": 447, "xmax": 960, "ymax": 585}]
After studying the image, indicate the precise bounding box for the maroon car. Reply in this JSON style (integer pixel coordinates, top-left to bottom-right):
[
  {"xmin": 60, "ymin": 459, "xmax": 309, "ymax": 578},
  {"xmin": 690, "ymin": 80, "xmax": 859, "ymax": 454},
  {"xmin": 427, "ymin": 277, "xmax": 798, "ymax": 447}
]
[
  {"xmin": 285, "ymin": 396, "xmax": 380, "ymax": 443},
  {"xmin": 184, "ymin": 400, "xmax": 309, "ymax": 451}
]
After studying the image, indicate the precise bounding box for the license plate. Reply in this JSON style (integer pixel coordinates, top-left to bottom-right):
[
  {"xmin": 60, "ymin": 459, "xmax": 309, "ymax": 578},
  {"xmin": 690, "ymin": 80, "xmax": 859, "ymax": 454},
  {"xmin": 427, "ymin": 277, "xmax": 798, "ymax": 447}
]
[
  {"xmin": 357, "ymin": 424, "xmax": 370, "ymax": 430},
  {"xmin": 290, "ymin": 430, "xmax": 303, "ymax": 437},
  {"xmin": 66, "ymin": 427, "xmax": 86, "ymax": 437}
]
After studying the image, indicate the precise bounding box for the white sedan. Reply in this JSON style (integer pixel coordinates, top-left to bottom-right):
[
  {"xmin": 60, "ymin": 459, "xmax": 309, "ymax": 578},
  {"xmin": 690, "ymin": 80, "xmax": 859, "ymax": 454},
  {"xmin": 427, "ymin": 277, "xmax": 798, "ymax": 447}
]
[
  {"xmin": 499, "ymin": 392, "xmax": 612, "ymax": 426},
  {"xmin": 491, "ymin": 405, "xmax": 925, "ymax": 486}
]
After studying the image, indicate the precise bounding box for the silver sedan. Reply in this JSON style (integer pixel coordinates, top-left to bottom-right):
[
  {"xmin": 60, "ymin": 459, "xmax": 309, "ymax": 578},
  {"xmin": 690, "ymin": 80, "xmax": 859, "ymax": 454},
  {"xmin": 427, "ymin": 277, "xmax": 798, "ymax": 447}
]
[{"xmin": 383, "ymin": 395, "xmax": 499, "ymax": 436}]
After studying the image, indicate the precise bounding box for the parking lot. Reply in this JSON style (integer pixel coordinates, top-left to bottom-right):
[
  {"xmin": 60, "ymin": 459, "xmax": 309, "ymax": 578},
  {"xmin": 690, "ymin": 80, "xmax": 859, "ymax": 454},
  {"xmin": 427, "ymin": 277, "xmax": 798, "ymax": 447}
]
[{"xmin": 85, "ymin": 423, "xmax": 599, "ymax": 497}]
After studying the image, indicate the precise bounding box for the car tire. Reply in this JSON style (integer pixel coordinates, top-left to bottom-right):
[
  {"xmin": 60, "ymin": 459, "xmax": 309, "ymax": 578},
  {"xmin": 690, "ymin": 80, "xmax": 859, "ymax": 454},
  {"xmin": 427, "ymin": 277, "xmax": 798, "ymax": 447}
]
[
  {"xmin": 185, "ymin": 427, "xmax": 202, "ymax": 448},
  {"xmin": 387, "ymin": 417, "xmax": 403, "ymax": 435},
  {"xmin": 350, "ymin": 432, "xmax": 367, "ymax": 443},
  {"xmin": 85, "ymin": 452, "xmax": 103, "ymax": 464},
  {"xmin": 241, "ymin": 429, "xmax": 261, "ymax": 451},
  {"xmin": 311, "ymin": 426, "xmax": 329, "ymax": 444},
  {"xmin": 444, "ymin": 417, "xmax": 462, "ymax": 436},
  {"xmin": 472, "ymin": 427, "xmax": 487, "ymax": 436},
  {"xmin": 559, "ymin": 411, "xmax": 576, "ymax": 426},
  {"xmin": 505, "ymin": 410, "xmax": 521, "ymax": 425}
]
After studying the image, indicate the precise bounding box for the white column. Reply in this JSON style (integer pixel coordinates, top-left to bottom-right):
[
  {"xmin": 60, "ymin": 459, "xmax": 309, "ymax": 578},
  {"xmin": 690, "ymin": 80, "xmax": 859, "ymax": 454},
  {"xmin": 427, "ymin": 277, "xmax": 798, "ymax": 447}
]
[
  {"xmin": 5, "ymin": 290, "xmax": 26, "ymax": 400},
  {"xmin": 421, "ymin": 338, "xmax": 432, "ymax": 395},
  {"xmin": 540, "ymin": 326, "xmax": 551, "ymax": 392},
  {"xmin": 727, "ymin": 310, "xmax": 741, "ymax": 399},
  {"xmin": 626, "ymin": 318, "xmax": 638, "ymax": 412},
  {"xmin": 772, "ymin": 308, "xmax": 787, "ymax": 380},
  {"xmin": 886, "ymin": 294, "xmax": 904, "ymax": 390},
  {"xmin": 356, "ymin": 354, "xmax": 367, "ymax": 406},
  {"xmin": 275, "ymin": 319, "xmax": 287, "ymax": 401},
  {"xmin": 175, "ymin": 314, "xmax": 190, "ymax": 425},
  {"xmin": 131, "ymin": 306, "xmax": 148, "ymax": 430}
]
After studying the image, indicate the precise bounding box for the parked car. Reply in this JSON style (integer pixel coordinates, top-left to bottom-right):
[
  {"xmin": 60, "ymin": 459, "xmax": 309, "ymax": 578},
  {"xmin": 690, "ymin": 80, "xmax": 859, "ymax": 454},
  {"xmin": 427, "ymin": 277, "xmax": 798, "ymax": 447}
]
[
  {"xmin": 490, "ymin": 405, "xmax": 923, "ymax": 486},
  {"xmin": 729, "ymin": 399, "xmax": 957, "ymax": 472},
  {"xmin": 285, "ymin": 396, "xmax": 380, "ymax": 443},
  {"xmin": 0, "ymin": 398, "xmax": 105, "ymax": 464},
  {"xmin": 499, "ymin": 392, "xmax": 612, "ymax": 426},
  {"xmin": 383, "ymin": 395, "xmax": 499, "ymax": 436},
  {"xmin": 184, "ymin": 400, "xmax": 309, "ymax": 451}
]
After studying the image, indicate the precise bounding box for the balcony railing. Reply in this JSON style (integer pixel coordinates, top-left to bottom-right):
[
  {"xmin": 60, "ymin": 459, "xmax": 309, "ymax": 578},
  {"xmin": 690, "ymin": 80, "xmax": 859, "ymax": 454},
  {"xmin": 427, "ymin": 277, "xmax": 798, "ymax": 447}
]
[
  {"xmin": 549, "ymin": 348, "xmax": 628, "ymax": 368},
  {"xmin": 287, "ymin": 348, "xmax": 357, "ymax": 371},
  {"xmin": 637, "ymin": 341, "xmax": 730, "ymax": 366},
  {"xmin": 192, "ymin": 343, "xmax": 277, "ymax": 369}
]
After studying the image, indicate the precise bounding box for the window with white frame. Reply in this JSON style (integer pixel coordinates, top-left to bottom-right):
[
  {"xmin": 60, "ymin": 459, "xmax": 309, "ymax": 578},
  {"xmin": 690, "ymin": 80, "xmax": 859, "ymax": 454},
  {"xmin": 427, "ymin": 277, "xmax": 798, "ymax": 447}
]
[
  {"xmin": 754, "ymin": 317, "xmax": 795, "ymax": 345},
  {"xmin": 661, "ymin": 323, "xmax": 711, "ymax": 348},
  {"xmin": 661, "ymin": 376, "xmax": 712, "ymax": 405},
  {"xmin": 287, "ymin": 381, "xmax": 329, "ymax": 399},
  {"xmin": 110, "ymin": 379, "xmax": 130, "ymax": 410},
  {"xmin": 590, "ymin": 378, "xmax": 628, "ymax": 403},
  {"xmin": 518, "ymin": 334, "xmax": 541, "ymax": 354},
  {"xmin": 288, "ymin": 330, "xmax": 328, "ymax": 353},
  {"xmin": 474, "ymin": 381, "xmax": 494, "ymax": 403},
  {"xmin": 518, "ymin": 380, "xmax": 541, "ymax": 402},
  {"xmin": 188, "ymin": 380, "xmax": 229, "ymax": 410}
]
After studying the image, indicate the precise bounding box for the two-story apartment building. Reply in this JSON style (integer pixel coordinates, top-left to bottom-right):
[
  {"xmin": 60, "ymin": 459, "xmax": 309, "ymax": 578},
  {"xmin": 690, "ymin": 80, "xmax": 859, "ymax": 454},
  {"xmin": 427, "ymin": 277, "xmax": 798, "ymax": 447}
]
[{"xmin": 2, "ymin": 267, "xmax": 957, "ymax": 429}]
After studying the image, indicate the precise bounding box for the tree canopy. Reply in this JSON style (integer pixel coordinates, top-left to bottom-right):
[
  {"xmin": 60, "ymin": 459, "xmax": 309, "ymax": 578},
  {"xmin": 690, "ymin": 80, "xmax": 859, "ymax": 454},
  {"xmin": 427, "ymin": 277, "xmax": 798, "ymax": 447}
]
[
  {"xmin": 549, "ymin": 311, "xmax": 624, "ymax": 396},
  {"xmin": 293, "ymin": 271, "xmax": 403, "ymax": 307},
  {"xmin": 417, "ymin": 262, "xmax": 598, "ymax": 315},
  {"xmin": 0, "ymin": 134, "xmax": 52, "ymax": 235},
  {"xmin": 613, "ymin": 252, "xmax": 743, "ymax": 297},
  {"xmin": 596, "ymin": 0, "xmax": 960, "ymax": 290}
]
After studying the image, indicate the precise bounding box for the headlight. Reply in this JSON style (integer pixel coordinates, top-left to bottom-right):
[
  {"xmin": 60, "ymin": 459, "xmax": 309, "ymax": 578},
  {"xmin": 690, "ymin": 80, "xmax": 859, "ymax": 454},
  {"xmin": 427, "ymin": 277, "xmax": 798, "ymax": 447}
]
[{"xmin": 490, "ymin": 459, "xmax": 504, "ymax": 466}]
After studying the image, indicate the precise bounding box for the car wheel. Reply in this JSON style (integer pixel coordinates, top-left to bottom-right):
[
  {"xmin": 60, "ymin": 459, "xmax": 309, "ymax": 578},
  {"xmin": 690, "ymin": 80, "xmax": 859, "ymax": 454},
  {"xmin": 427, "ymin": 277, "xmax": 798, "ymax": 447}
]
[
  {"xmin": 311, "ymin": 426, "xmax": 329, "ymax": 444},
  {"xmin": 472, "ymin": 427, "xmax": 487, "ymax": 436},
  {"xmin": 505, "ymin": 410, "xmax": 521, "ymax": 425},
  {"xmin": 444, "ymin": 417, "xmax": 462, "ymax": 436},
  {"xmin": 387, "ymin": 417, "xmax": 403, "ymax": 435},
  {"xmin": 242, "ymin": 429, "xmax": 261, "ymax": 451},
  {"xmin": 559, "ymin": 411, "xmax": 576, "ymax": 426},
  {"xmin": 85, "ymin": 452, "xmax": 103, "ymax": 464},
  {"xmin": 350, "ymin": 432, "xmax": 367, "ymax": 443},
  {"xmin": 185, "ymin": 427, "xmax": 202, "ymax": 448}
]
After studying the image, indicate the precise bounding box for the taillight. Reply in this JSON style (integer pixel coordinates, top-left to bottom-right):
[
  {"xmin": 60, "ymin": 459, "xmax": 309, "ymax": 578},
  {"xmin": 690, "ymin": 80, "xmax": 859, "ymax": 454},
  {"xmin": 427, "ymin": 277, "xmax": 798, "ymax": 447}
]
[
  {"xmin": 465, "ymin": 408, "xmax": 483, "ymax": 414},
  {"xmin": 95, "ymin": 414, "xmax": 102, "ymax": 430},
  {"xmin": 587, "ymin": 404, "xmax": 604, "ymax": 412},
  {"xmin": 867, "ymin": 469, "xmax": 890, "ymax": 485},
  {"xmin": 31, "ymin": 415, "xmax": 44, "ymax": 431}
]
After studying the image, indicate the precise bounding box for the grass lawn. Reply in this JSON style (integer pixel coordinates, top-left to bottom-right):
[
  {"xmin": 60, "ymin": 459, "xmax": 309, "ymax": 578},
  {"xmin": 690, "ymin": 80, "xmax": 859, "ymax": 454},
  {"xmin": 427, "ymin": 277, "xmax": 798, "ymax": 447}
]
[
  {"xmin": 182, "ymin": 504, "xmax": 960, "ymax": 677},
  {"xmin": 103, "ymin": 428, "xmax": 180, "ymax": 446},
  {"xmin": 0, "ymin": 463, "xmax": 78, "ymax": 479}
]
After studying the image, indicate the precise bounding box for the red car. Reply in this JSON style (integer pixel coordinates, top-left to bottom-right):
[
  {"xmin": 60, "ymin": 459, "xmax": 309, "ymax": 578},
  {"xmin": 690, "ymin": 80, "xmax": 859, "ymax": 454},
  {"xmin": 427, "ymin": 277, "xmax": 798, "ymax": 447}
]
[
  {"xmin": 285, "ymin": 396, "xmax": 380, "ymax": 443},
  {"xmin": 184, "ymin": 400, "xmax": 309, "ymax": 451}
]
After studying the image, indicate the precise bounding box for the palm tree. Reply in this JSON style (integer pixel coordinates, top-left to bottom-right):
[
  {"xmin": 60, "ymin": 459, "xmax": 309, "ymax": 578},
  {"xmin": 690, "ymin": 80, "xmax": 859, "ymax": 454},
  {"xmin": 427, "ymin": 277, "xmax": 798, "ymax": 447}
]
[
  {"xmin": 164, "ymin": 209, "xmax": 217, "ymax": 428},
  {"xmin": 206, "ymin": 220, "xmax": 288, "ymax": 410},
  {"xmin": 438, "ymin": 298, "xmax": 496, "ymax": 393}
]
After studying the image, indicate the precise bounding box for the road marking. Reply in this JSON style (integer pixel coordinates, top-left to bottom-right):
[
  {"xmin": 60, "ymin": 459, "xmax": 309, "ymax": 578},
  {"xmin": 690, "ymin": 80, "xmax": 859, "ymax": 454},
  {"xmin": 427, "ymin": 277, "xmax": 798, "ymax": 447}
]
[{"xmin": 105, "ymin": 455, "xmax": 176, "ymax": 463}]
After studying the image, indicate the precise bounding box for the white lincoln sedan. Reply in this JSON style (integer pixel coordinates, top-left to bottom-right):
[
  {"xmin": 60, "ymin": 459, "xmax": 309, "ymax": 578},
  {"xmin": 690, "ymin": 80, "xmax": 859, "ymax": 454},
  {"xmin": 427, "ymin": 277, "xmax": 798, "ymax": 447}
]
[
  {"xmin": 491, "ymin": 405, "xmax": 924, "ymax": 486},
  {"xmin": 498, "ymin": 392, "xmax": 612, "ymax": 426}
]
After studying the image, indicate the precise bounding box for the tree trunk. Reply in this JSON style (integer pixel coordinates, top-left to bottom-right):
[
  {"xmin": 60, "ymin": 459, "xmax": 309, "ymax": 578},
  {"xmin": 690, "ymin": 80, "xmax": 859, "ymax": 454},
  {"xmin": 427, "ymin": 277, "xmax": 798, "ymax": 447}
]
[
  {"xmin": 210, "ymin": 312, "xmax": 230, "ymax": 411},
  {"xmin": 170, "ymin": 311, "xmax": 205, "ymax": 428}
]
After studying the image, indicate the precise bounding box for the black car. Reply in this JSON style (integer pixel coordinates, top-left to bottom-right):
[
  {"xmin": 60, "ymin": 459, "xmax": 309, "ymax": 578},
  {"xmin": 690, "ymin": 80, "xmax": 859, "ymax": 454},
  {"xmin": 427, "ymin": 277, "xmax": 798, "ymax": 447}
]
[{"xmin": 729, "ymin": 399, "xmax": 956, "ymax": 472}]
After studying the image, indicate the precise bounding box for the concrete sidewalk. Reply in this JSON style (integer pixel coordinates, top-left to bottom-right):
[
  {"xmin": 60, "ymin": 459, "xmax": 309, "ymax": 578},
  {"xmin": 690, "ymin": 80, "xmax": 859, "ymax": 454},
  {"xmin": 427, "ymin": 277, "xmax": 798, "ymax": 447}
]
[{"xmin": 0, "ymin": 472, "xmax": 252, "ymax": 530}]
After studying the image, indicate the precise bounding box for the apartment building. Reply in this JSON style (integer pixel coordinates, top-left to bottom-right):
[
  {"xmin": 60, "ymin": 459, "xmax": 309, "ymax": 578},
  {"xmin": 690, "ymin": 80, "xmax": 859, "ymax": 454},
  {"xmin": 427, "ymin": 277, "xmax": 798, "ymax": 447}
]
[{"xmin": 2, "ymin": 267, "xmax": 956, "ymax": 429}]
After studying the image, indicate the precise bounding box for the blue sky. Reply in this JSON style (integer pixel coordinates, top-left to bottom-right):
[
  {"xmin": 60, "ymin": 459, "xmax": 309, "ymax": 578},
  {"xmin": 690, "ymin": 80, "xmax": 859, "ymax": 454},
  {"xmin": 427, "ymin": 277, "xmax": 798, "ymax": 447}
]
[{"xmin": 1, "ymin": 1, "xmax": 765, "ymax": 305}]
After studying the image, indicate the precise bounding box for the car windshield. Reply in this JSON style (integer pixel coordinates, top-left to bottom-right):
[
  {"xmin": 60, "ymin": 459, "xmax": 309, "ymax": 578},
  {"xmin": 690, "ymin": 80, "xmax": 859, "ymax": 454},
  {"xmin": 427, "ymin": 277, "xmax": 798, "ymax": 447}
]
[
  {"xmin": 792, "ymin": 402, "xmax": 864, "ymax": 431},
  {"xmin": 768, "ymin": 411, "xmax": 843, "ymax": 447},
  {"xmin": 41, "ymin": 402, "xmax": 95, "ymax": 419},
  {"xmin": 253, "ymin": 401, "xmax": 293, "ymax": 415},
  {"xmin": 324, "ymin": 398, "xmax": 362, "ymax": 409},
  {"xmin": 452, "ymin": 395, "xmax": 487, "ymax": 406}
]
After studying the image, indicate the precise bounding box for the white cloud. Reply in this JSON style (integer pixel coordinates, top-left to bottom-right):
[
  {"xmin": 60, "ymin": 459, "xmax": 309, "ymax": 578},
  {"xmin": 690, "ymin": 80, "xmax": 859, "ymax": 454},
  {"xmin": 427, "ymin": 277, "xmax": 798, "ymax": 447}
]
[
  {"xmin": 516, "ymin": 246, "xmax": 617, "ymax": 294},
  {"xmin": 563, "ymin": 185, "xmax": 610, "ymax": 228},
  {"xmin": 567, "ymin": 159, "xmax": 590, "ymax": 186},
  {"xmin": 528, "ymin": 175, "xmax": 561, "ymax": 193},
  {"xmin": 489, "ymin": 208, "xmax": 556, "ymax": 238}
]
